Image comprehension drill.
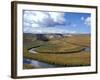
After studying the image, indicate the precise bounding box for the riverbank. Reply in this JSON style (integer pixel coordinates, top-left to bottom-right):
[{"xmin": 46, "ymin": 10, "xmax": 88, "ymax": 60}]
[{"xmin": 23, "ymin": 34, "xmax": 91, "ymax": 69}]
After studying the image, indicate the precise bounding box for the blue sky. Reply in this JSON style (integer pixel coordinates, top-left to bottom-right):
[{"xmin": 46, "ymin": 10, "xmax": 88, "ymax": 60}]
[{"xmin": 23, "ymin": 10, "xmax": 91, "ymax": 34}]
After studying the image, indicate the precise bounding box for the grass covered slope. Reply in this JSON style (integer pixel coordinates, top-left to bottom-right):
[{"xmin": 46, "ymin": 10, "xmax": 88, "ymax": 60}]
[
  {"xmin": 23, "ymin": 33, "xmax": 91, "ymax": 68},
  {"xmin": 24, "ymin": 50, "xmax": 90, "ymax": 66},
  {"xmin": 34, "ymin": 37, "xmax": 87, "ymax": 53}
]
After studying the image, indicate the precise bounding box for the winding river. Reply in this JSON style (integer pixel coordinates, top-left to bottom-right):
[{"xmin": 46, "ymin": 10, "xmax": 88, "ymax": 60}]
[{"xmin": 24, "ymin": 47, "xmax": 90, "ymax": 68}]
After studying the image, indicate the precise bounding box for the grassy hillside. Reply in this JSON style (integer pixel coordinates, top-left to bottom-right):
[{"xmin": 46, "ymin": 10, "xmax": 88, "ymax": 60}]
[
  {"xmin": 23, "ymin": 33, "xmax": 91, "ymax": 69},
  {"xmin": 24, "ymin": 50, "xmax": 90, "ymax": 67}
]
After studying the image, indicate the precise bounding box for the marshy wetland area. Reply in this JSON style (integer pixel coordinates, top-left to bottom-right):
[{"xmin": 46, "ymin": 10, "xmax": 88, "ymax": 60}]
[{"xmin": 23, "ymin": 33, "xmax": 91, "ymax": 69}]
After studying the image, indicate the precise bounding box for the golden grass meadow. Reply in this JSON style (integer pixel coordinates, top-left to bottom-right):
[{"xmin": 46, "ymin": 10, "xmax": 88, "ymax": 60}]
[{"xmin": 23, "ymin": 33, "xmax": 90, "ymax": 69}]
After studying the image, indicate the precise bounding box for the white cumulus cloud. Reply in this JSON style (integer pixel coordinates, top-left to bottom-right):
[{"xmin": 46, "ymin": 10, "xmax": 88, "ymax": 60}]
[
  {"xmin": 23, "ymin": 11, "xmax": 68, "ymax": 33},
  {"xmin": 81, "ymin": 16, "xmax": 91, "ymax": 27},
  {"xmin": 81, "ymin": 17, "xmax": 85, "ymax": 21},
  {"xmin": 24, "ymin": 11, "xmax": 66, "ymax": 27},
  {"xmin": 84, "ymin": 17, "xmax": 91, "ymax": 27}
]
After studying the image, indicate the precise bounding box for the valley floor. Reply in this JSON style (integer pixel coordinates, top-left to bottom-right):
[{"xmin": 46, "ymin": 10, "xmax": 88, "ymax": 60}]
[{"xmin": 23, "ymin": 34, "xmax": 91, "ymax": 69}]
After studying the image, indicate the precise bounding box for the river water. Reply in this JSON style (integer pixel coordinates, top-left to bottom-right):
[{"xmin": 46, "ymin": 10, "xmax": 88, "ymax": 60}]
[{"xmin": 23, "ymin": 58, "xmax": 59, "ymax": 68}]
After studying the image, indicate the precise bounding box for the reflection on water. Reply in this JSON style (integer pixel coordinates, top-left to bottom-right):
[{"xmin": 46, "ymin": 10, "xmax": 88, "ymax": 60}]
[
  {"xmin": 23, "ymin": 59, "xmax": 31, "ymax": 64},
  {"xmin": 23, "ymin": 58, "xmax": 58, "ymax": 68},
  {"xmin": 84, "ymin": 47, "xmax": 90, "ymax": 52},
  {"xmin": 31, "ymin": 59, "xmax": 58, "ymax": 68}
]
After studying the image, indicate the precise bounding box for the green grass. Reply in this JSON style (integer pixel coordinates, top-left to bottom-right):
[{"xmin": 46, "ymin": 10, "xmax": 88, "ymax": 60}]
[
  {"xmin": 23, "ymin": 33, "xmax": 91, "ymax": 69},
  {"xmin": 35, "ymin": 45, "xmax": 85, "ymax": 53},
  {"xmin": 23, "ymin": 64, "xmax": 35, "ymax": 69},
  {"xmin": 24, "ymin": 50, "xmax": 90, "ymax": 66},
  {"xmin": 34, "ymin": 36, "xmax": 89, "ymax": 53}
]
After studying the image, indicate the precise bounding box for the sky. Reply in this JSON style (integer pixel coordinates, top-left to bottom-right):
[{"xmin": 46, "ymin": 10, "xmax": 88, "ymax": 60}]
[{"xmin": 23, "ymin": 10, "xmax": 91, "ymax": 34}]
